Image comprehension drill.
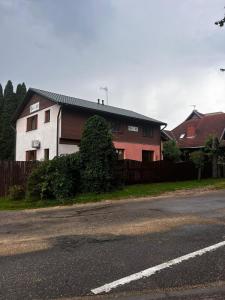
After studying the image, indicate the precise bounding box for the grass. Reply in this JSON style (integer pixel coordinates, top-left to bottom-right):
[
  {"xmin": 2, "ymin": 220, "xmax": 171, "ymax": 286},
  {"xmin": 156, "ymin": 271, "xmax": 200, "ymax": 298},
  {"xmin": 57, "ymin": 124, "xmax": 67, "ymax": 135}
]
[{"xmin": 0, "ymin": 178, "xmax": 225, "ymax": 211}]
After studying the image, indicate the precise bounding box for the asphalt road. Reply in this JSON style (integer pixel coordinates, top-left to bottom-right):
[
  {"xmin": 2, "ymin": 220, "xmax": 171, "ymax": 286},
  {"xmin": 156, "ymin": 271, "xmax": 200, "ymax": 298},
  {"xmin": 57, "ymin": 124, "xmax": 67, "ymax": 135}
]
[{"xmin": 0, "ymin": 189, "xmax": 225, "ymax": 299}]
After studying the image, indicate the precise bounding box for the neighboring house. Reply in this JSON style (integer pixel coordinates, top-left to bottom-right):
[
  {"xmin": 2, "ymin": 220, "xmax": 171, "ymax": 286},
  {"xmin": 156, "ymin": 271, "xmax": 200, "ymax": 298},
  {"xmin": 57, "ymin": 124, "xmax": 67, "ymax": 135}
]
[
  {"xmin": 162, "ymin": 109, "xmax": 225, "ymax": 157},
  {"xmin": 13, "ymin": 88, "xmax": 166, "ymax": 162}
]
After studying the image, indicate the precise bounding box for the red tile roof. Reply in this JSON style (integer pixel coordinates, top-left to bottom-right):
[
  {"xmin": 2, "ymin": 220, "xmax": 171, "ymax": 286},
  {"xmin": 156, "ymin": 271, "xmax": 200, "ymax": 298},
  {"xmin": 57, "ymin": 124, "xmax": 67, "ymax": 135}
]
[{"xmin": 171, "ymin": 110, "xmax": 225, "ymax": 148}]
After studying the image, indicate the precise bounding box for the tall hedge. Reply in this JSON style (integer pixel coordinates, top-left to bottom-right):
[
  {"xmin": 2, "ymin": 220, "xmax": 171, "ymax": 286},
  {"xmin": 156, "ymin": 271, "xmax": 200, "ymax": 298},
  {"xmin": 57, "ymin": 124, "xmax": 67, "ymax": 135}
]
[
  {"xmin": 79, "ymin": 115, "xmax": 117, "ymax": 193},
  {"xmin": 26, "ymin": 153, "xmax": 80, "ymax": 201}
]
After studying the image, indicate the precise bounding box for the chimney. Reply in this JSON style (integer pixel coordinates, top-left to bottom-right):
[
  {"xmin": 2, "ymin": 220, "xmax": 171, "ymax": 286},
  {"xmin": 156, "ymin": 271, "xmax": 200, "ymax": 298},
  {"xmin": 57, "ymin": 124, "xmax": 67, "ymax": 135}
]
[
  {"xmin": 186, "ymin": 125, "xmax": 196, "ymax": 138},
  {"xmin": 97, "ymin": 99, "xmax": 100, "ymax": 104},
  {"xmin": 102, "ymin": 100, "xmax": 104, "ymax": 105}
]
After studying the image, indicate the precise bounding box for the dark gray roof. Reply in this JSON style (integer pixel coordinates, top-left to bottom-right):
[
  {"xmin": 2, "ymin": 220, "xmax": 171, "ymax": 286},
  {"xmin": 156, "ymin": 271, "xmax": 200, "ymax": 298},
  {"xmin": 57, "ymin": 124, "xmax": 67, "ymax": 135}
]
[{"xmin": 14, "ymin": 87, "xmax": 166, "ymax": 125}]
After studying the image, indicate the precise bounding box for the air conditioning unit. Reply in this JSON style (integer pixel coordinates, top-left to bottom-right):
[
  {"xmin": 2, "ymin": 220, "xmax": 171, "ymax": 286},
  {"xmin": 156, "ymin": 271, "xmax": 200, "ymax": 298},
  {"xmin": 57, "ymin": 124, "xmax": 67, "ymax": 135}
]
[{"xmin": 32, "ymin": 140, "xmax": 41, "ymax": 149}]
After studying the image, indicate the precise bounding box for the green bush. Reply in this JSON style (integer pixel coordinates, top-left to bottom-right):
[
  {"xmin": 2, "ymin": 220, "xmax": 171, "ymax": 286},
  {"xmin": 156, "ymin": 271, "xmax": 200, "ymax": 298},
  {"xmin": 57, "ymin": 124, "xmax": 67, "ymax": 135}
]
[
  {"xmin": 26, "ymin": 153, "xmax": 80, "ymax": 201},
  {"xmin": 163, "ymin": 140, "xmax": 181, "ymax": 162},
  {"xmin": 80, "ymin": 115, "xmax": 118, "ymax": 193},
  {"xmin": 8, "ymin": 185, "xmax": 25, "ymax": 201},
  {"xmin": 190, "ymin": 151, "xmax": 205, "ymax": 180}
]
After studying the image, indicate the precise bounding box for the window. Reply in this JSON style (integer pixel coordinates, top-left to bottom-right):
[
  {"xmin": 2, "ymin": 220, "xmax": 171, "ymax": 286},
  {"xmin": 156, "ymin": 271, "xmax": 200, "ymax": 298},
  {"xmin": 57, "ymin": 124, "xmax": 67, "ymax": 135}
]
[
  {"xmin": 116, "ymin": 149, "xmax": 124, "ymax": 160},
  {"xmin": 142, "ymin": 150, "xmax": 154, "ymax": 162},
  {"xmin": 111, "ymin": 121, "xmax": 121, "ymax": 133},
  {"xmin": 27, "ymin": 115, "xmax": 38, "ymax": 131},
  {"xmin": 26, "ymin": 150, "xmax": 37, "ymax": 161},
  {"xmin": 45, "ymin": 110, "xmax": 50, "ymax": 123},
  {"xmin": 44, "ymin": 149, "xmax": 49, "ymax": 160},
  {"xmin": 180, "ymin": 133, "xmax": 185, "ymax": 139},
  {"xmin": 143, "ymin": 126, "xmax": 153, "ymax": 137}
]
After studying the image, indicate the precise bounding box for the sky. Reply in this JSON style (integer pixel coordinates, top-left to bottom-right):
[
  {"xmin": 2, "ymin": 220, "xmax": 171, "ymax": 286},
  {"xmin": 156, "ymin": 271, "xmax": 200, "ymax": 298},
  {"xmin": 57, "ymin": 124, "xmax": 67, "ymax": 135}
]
[{"xmin": 1, "ymin": 0, "xmax": 225, "ymax": 129}]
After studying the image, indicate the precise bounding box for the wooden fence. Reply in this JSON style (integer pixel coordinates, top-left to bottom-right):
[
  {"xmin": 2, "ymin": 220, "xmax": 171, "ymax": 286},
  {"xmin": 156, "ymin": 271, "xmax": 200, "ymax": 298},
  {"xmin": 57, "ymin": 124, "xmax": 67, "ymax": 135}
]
[
  {"xmin": 0, "ymin": 161, "xmax": 37, "ymax": 197},
  {"xmin": 116, "ymin": 160, "xmax": 212, "ymax": 184},
  {"xmin": 0, "ymin": 159, "xmax": 212, "ymax": 197}
]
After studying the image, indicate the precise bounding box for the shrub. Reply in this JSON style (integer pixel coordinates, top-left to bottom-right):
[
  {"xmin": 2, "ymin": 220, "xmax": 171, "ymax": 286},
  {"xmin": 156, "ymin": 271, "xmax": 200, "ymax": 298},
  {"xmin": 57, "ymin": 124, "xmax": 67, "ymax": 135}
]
[
  {"xmin": 50, "ymin": 153, "xmax": 81, "ymax": 200},
  {"xmin": 163, "ymin": 140, "xmax": 181, "ymax": 162},
  {"xmin": 80, "ymin": 115, "xmax": 118, "ymax": 193},
  {"xmin": 26, "ymin": 152, "xmax": 80, "ymax": 201},
  {"xmin": 190, "ymin": 151, "xmax": 205, "ymax": 180},
  {"xmin": 8, "ymin": 185, "xmax": 25, "ymax": 201}
]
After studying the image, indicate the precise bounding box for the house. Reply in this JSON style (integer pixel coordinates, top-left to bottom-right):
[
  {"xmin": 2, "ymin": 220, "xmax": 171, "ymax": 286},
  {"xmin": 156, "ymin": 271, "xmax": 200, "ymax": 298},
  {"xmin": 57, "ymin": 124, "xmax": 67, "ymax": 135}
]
[
  {"xmin": 13, "ymin": 88, "xmax": 166, "ymax": 162},
  {"xmin": 162, "ymin": 109, "xmax": 225, "ymax": 157}
]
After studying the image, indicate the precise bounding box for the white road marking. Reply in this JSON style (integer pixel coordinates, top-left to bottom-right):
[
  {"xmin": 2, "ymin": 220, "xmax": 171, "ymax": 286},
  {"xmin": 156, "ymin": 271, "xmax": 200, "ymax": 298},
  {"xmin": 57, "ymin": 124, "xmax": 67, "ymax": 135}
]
[{"xmin": 91, "ymin": 240, "xmax": 225, "ymax": 295}]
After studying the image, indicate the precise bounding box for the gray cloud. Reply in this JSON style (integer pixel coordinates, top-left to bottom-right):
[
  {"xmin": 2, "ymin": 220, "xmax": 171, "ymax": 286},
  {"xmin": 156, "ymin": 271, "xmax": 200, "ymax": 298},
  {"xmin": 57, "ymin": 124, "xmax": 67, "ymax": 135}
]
[{"xmin": 1, "ymin": 0, "xmax": 225, "ymax": 128}]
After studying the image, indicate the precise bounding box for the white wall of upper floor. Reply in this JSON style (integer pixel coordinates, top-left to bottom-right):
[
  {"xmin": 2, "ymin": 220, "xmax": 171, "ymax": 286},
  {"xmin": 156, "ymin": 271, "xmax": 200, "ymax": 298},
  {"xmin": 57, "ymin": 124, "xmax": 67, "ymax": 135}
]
[
  {"xmin": 16, "ymin": 104, "xmax": 60, "ymax": 161},
  {"xmin": 16, "ymin": 104, "xmax": 79, "ymax": 161}
]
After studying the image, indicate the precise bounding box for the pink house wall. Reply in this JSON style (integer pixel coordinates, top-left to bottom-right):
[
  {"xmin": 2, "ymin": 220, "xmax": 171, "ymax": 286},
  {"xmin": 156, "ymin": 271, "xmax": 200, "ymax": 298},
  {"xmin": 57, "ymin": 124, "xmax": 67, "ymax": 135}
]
[{"xmin": 113, "ymin": 141, "xmax": 161, "ymax": 161}]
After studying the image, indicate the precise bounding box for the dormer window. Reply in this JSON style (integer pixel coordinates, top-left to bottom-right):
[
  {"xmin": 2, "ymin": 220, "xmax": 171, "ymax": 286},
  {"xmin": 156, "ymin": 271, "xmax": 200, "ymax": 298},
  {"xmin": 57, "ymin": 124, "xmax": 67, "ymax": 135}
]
[{"xmin": 180, "ymin": 133, "xmax": 185, "ymax": 139}]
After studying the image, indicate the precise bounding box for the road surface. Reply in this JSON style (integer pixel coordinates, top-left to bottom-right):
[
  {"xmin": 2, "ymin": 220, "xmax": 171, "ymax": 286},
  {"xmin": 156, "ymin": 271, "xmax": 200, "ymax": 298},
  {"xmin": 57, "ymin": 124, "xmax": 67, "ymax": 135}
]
[{"xmin": 0, "ymin": 189, "xmax": 225, "ymax": 299}]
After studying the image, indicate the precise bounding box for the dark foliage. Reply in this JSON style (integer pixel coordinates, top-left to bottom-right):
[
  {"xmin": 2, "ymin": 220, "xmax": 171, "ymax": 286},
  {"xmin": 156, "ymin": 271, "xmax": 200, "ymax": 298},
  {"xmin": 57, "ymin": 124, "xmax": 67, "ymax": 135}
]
[
  {"xmin": 0, "ymin": 81, "xmax": 27, "ymax": 160},
  {"xmin": 26, "ymin": 153, "xmax": 81, "ymax": 201},
  {"xmin": 0, "ymin": 84, "xmax": 3, "ymax": 139},
  {"xmin": 190, "ymin": 151, "xmax": 205, "ymax": 180},
  {"xmin": 163, "ymin": 140, "xmax": 181, "ymax": 162},
  {"xmin": 80, "ymin": 115, "xmax": 118, "ymax": 193},
  {"xmin": 16, "ymin": 83, "xmax": 27, "ymax": 105}
]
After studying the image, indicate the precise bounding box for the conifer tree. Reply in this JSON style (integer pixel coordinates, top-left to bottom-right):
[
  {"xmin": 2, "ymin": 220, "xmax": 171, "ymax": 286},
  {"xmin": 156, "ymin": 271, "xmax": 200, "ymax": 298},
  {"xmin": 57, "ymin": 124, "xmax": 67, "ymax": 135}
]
[
  {"xmin": 0, "ymin": 84, "xmax": 4, "ymax": 149},
  {"xmin": 0, "ymin": 83, "xmax": 3, "ymax": 122},
  {"xmin": 80, "ymin": 115, "xmax": 117, "ymax": 192},
  {"xmin": 16, "ymin": 82, "xmax": 27, "ymax": 107},
  {"xmin": 0, "ymin": 80, "xmax": 16, "ymax": 160}
]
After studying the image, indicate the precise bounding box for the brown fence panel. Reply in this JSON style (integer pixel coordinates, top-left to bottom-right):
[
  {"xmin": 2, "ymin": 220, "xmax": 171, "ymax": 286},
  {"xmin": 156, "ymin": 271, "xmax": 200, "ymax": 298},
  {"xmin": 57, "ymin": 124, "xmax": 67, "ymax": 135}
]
[
  {"xmin": 116, "ymin": 160, "xmax": 211, "ymax": 185},
  {"xmin": 0, "ymin": 159, "xmax": 212, "ymax": 197},
  {"xmin": 0, "ymin": 161, "xmax": 37, "ymax": 197}
]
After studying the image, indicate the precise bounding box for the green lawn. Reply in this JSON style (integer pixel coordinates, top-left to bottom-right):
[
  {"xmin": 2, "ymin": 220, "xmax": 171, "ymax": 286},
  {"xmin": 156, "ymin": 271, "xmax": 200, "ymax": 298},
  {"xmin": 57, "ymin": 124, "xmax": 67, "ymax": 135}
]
[{"xmin": 0, "ymin": 178, "xmax": 225, "ymax": 210}]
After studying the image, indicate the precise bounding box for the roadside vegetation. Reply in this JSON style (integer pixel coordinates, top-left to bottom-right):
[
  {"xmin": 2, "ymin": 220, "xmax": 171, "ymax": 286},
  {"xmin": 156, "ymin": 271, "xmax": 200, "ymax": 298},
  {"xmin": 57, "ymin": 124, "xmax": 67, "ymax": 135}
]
[{"xmin": 0, "ymin": 178, "xmax": 225, "ymax": 210}]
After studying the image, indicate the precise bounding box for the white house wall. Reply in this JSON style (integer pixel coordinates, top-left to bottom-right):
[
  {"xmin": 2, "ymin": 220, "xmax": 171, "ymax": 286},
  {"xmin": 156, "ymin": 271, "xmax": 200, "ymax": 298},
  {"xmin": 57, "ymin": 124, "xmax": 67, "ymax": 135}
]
[{"xmin": 16, "ymin": 104, "xmax": 61, "ymax": 161}]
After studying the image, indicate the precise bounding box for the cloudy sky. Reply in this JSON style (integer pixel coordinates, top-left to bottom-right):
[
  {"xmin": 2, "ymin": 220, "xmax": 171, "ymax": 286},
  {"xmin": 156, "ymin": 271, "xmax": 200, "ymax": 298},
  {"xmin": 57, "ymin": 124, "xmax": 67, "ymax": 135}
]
[{"xmin": 1, "ymin": 0, "xmax": 225, "ymax": 128}]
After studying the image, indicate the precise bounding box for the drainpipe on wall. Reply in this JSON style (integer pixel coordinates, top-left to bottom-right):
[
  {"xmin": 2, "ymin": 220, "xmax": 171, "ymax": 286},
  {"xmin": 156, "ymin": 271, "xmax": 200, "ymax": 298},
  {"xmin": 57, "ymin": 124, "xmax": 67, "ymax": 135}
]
[
  {"xmin": 56, "ymin": 106, "xmax": 62, "ymax": 157},
  {"xmin": 160, "ymin": 124, "xmax": 167, "ymax": 161}
]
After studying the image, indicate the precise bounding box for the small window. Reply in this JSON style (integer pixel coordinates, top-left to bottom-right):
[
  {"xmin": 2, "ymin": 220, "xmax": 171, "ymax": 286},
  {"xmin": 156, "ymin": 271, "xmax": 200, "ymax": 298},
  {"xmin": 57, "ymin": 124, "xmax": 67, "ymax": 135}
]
[
  {"xmin": 116, "ymin": 149, "xmax": 124, "ymax": 160},
  {"xmin": 180, "ymin": 133, "xmax": 185, "ymax": 139},
  {"xmin": 143, "ymin": 126, "xmax": 153, "ymax": 137},
  {"xmin": 45, "ymin": 110, "xmax": 50, "ymax": 123},
  {"xmin": 26, "ymin": 150, "xmax": 37, "ymax": 161},
  {"xmin": 44, "ymin": 149, "xmax": 49, "ymax": 160},
  {"xmin": 111, "ymin": 121, "xmax": 121, "ymax": 133},
  {"xmin": 27, "ymin": 115, "xmax": 38, "ymax": 131},
  {"xmin": 142, "ymin": 150, "xmax": 154, "ymax": 162}
]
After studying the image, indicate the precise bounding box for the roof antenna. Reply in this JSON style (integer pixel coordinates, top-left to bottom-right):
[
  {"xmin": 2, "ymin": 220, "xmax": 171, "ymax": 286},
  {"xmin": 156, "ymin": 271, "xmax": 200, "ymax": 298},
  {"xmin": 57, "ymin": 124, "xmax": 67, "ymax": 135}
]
[
  {"xmin": 100, "ymin": 86, "xmax": 108, "ymax": 105},
  {"xmin": 190, "ymin": 104, "xmax": 196, "ymax": 110}
]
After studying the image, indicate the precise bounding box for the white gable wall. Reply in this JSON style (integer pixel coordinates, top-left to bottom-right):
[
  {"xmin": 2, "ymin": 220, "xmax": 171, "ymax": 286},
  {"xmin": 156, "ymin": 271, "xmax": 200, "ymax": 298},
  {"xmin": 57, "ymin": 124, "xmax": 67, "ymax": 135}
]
[{"xmin": 16, "ymin": 104, "xmax": 60, "ymax": 161}]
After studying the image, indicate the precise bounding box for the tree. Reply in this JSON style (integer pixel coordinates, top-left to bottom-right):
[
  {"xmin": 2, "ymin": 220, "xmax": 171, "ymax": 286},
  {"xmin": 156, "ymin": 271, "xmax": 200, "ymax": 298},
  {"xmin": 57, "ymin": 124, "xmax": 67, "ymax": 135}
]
[
  {"xmin": 204, "ymin": 135, "xmax": 221, "ymax": 178},
  {"xmin": 0, "ymin": 80, "xmax": 17, "ymax": 160},
  {"xmin": 79, "ymin": 115, "xmax": 117, "ymax": 193},
  {"xmin": 0, "ymin": 81, "xmax": 27, "ymax": 160},
  {"xmin": 190, "ymin": 151, "xmax": 205, "ymax": 180},
  {"xmin": 16, "ymin": 83, "xmax": 27, "ymax": 107},
  {"xmin": 0, "ymin": 84, "xmax": 3, "ymax": 136},
  {"xmin": 163, "ymin": 140, "xmax": 181, "ymax": 162}
]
